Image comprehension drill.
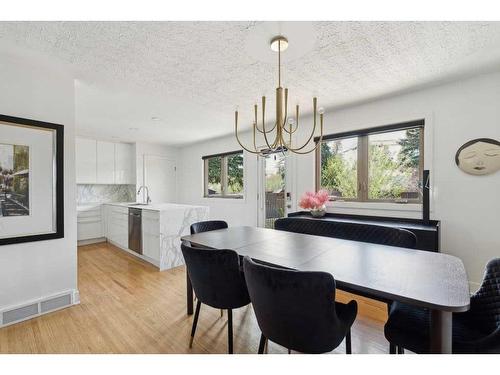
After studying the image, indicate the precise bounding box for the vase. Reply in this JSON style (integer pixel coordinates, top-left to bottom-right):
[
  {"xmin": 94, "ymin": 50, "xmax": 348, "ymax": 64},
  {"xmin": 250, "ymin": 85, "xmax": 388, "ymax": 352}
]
[{"xmin": 310, "ymin": 205, "xmax": 326, "ymax": 218}]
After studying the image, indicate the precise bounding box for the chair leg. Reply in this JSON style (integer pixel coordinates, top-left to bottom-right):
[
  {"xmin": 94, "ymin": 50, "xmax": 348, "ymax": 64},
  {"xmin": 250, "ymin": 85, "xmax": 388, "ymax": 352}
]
[
  {"xmin": 189, "ymin": 300, "xmax": 201, "ymax": 348},
  {"xmin": 397, "ymin": 346, "xmax": 404, "ymax": 354},
  {"xmin": 227, "ymin": 309, "xmax": 233, "ymax": 354},
  {"xmin": 389, "ymin": 343, "xmax": 396, "ymax": 354},
  {"xmin": 345, "ymin": 328, "xmax": 352, "ymax": 354},
  {"xmin": 258, "ymin": 334, "xmax": 266, "ymax": 354}
]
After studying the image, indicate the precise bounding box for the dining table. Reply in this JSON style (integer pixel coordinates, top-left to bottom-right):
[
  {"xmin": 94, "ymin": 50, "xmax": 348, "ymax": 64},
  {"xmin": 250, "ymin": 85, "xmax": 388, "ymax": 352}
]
[{"xmin": 180, "ymin": 226, "xmax": 470, "ymax": 354}]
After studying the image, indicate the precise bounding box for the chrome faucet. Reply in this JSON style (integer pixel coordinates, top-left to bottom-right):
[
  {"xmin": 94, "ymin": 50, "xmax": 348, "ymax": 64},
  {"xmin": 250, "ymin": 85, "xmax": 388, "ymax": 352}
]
[{"xmin": 137, "ymin": 185, "xmax": 151, "ymax": 204}]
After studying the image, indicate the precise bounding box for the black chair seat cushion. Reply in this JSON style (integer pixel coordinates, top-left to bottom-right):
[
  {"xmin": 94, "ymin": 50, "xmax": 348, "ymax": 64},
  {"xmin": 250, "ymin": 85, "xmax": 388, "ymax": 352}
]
[
  {"xmin": 384, "ymin": 301, "xmax": 500, "ymax": 353},
  {"xmin": 274, "ymin": 217, "xmax": 417, "ymax": 248}
]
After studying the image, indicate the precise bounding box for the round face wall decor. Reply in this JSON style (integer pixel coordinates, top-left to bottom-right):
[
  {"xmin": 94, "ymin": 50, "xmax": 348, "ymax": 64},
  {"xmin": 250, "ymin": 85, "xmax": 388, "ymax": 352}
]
[{"xmin": 455, "ymin": 138, "xmax": 500, "ymax": 175}]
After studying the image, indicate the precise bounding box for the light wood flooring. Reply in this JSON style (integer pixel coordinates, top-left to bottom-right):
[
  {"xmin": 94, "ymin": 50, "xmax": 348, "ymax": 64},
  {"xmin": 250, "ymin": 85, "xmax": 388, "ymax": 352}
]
[{"xmin": 0, "ymin": 242, "xmax": 392, "ymax": 354}]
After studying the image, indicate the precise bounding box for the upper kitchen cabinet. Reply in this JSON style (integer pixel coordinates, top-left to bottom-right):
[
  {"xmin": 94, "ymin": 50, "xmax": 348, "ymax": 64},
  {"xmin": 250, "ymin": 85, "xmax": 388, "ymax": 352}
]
[
  {"xmin": 114, "ymin": 142, "xmax": 135, "ymax": 184},
  {"xmin": 76, "ymin": 137, "xmax": 135, "ymax": 184},
  {"xmin": 76, "ymin": 138, "xmax": 97, "ymax": 184},
  {"xmin": 96, "ymin": 141, "xmax": 115, "ymax": 184}
]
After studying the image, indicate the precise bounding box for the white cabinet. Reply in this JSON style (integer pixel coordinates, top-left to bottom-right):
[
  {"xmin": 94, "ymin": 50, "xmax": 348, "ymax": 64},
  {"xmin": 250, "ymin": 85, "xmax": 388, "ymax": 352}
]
[
  {"xmin": 96, "ymin": 141, "xmax": 115, "ymax": 184},
  {"xmin": 77, "ymin": 205, "xmax": 103, "ymax": 242},
  {"xmin": 76, "ymin": 138, "xmax": 97, "ymax": 184},
  {"xmin": 114, "ymin": 143, "xmax": 134, "ymax": 184},
  {"xmin": 106, "ymin": 205, "xmax": 129, "ymax": 249},
  {"xmin": 142, "ymin": 211, "xmax": 160, "ymax": 261},
  {"xmin": 76, "ymin": 137, "xmax": 135, "ymax": 185}
]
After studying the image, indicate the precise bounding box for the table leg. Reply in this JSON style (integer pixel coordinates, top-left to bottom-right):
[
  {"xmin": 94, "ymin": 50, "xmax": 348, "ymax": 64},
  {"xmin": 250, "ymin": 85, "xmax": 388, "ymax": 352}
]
[
  {"xmin": 430, "ymin": 309, "xmax": 452, "ymax": 353},
  {"xmin": 186, "ymin": 271, "xmax": 193, "ymax": 315}
]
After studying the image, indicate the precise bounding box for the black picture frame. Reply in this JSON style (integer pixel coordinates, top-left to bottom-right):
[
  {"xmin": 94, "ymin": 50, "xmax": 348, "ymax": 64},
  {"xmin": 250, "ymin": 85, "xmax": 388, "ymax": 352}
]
[{"xmin": 0, "ymin": 114, "xmax": 64, "ymax": 246}]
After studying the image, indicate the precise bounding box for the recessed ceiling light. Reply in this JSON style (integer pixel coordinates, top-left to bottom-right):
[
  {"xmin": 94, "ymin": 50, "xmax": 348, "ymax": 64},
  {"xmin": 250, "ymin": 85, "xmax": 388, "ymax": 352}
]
[{"xmin": 151, "ymin": 116, "xmax": 160, "ymax": 121}]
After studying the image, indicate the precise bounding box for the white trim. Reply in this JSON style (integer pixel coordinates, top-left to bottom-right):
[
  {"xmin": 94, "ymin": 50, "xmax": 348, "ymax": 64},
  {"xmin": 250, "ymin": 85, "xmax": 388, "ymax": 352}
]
[
  {"xmin": 77, "ymin": 237, "xmax": 106, "ymax": 246},
  {"xmin": 0, "ymin": 289, "xmax": 79, "ymax": 328}
]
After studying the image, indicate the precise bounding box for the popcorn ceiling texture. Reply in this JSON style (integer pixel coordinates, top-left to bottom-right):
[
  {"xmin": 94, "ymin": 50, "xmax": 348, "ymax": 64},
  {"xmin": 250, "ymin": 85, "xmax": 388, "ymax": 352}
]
[{"xmin": 1, "ymin": 21, "xmax": 500, "ymax": 145}]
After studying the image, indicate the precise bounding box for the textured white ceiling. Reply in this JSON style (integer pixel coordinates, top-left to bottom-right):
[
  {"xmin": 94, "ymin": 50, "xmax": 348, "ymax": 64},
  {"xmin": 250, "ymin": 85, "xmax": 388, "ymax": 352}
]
[{"xmin": 1, "ymin": 21, "xmax": 500, "ymax": 145}]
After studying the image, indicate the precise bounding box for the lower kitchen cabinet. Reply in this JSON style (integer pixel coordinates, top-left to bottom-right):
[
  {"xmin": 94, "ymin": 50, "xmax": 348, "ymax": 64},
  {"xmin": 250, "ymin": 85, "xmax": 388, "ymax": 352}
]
[
  {"xmin": 77, "ymin": 205, "xmax": 104, "ymax": 242},
  {"xmin": 106, "ymin": 205, "xmax": 129, "ymax": 249}
]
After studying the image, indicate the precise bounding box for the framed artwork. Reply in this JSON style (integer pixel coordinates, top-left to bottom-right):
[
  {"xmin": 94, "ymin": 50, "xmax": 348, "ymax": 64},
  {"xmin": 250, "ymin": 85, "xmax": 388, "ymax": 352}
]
[{"xmin": 0, "ymin": 114, "xmax": 64, "ymax": 245}]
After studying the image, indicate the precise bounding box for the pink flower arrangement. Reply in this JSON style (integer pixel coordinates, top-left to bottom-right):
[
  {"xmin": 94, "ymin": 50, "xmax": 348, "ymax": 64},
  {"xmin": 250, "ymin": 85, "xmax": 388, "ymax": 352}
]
[{"xmin": 299, "ymin": 189, "xmax": 330, "ymax": 210}]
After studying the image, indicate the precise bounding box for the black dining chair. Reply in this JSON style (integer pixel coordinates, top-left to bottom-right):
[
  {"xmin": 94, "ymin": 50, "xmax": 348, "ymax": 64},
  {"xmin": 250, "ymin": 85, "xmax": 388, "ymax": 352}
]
[
  {"xmin": 384, "ymin": 258, "xmax": 500, "ymax": 354},
  {"xmin": 189, "ymin": 220, "xmax": 229, "ymax": 315},
  {"xmin": 190, "ymin": 220, "xmax": 228, "ymax": 235},
  {"xmin": 181, "ymin": 241, "xmax": 250, "ymax": 354},
  {"xmin": 242, "ymin": 256, "xmax": 358, "ymax": 354}
]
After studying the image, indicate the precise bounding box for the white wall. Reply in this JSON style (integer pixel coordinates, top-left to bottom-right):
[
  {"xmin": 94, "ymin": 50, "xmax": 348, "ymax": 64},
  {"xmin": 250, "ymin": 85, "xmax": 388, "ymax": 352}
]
[
  {"xmin": 178, "ymin": 71, "xmax": 500, "ymax": 288},
  {"xmin": 0, "ymin": 46, "xmax": 78, "ymax": 310}
]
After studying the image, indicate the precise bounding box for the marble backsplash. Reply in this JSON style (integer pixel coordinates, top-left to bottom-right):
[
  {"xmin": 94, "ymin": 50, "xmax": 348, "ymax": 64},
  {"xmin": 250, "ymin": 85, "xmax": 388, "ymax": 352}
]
[{"xmin": 77, "ymin": 184, "xmax": 136, "ymax": 204}]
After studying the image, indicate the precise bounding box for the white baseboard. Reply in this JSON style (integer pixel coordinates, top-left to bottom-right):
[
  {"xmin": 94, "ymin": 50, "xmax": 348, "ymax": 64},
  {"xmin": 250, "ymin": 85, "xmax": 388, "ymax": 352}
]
[
  {"xmin": 78, "ymin": 237, "xmax": 106, "ymax": 246},
  {"xmin": 0, "ymin": 289, "xmax": 79, "ymax": 328}
]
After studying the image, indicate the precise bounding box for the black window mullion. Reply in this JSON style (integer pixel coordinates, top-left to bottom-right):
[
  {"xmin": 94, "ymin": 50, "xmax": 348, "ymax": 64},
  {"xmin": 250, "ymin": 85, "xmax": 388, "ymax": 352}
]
[{"xmin": 358, "ymin": 135, "xmax": 369, "ymax": 202}]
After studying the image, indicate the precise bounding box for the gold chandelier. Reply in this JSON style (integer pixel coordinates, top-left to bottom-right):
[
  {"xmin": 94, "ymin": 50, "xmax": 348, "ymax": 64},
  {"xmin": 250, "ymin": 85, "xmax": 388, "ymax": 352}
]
[{"xmin": 235, "ymin": 36, "xmax": 324, "ymax": 156}]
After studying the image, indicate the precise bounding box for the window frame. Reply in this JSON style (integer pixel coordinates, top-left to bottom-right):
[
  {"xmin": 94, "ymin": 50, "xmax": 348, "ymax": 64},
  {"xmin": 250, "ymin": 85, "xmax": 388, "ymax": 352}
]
[
  {"xmin": 315, "ymin": 120, "xmax": 424, "ymax": 204},
  {"xmin": 203, "ymin": 150, "xmax": 244, "ymax": 199}
]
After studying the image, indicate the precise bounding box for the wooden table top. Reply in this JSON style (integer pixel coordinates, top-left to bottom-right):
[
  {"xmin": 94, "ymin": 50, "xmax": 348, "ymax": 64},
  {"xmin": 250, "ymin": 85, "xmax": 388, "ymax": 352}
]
[{"xmin": 181, "ymin": 226, "xmax": 470, "ymax": 312}]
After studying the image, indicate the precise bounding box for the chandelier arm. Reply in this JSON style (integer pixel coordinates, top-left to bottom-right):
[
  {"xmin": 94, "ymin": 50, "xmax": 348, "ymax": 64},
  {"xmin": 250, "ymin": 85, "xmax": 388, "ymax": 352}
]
[
  {"xmin": 254, "ymin": 104, "xmax": 265, "ymax": 134},
  {"xmin": 261, "ymin": 97, "xmax": 277, "ymax": 151},
  {"xmin": 282, "ymin": 103, "xmax": 299, "ymax": 134},
  {"xmin": 282, "ymin": 88, "xmax": 288, "ymax": 128},
  {"xmin": 253, "ymin": 121, "xmax": 258, "ymax": 151},
  {"xmin": 280, "ymin": 138, "xmax": 287, "ymax": 157},
  {"xmin": 286, "ymin": 98, "xmax": 318, "ymax": 152},
  {"xmin": 234, "ymin": 111, "xmax": 265, "ymax": 155},
  {"xmin": 288, "ymin": 114, "xmax": 324, "ymax": 154}
]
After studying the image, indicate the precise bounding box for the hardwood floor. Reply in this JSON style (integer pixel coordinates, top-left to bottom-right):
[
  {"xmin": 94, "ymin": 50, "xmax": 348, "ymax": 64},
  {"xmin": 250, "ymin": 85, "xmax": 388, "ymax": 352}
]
[{"xmin": 0, "ymin": 242, "xmax": 391, "ymax": 354}]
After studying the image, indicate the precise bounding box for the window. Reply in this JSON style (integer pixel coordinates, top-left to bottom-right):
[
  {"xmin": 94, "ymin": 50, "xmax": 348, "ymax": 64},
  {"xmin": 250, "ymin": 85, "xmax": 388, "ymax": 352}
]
[
  {"xmin": 203, "ymin": 151, "xmax": 244, "ymax": 198},
  {"xmin": 316, "ymin": 121, "xmax": 424, "ymax": 203}
]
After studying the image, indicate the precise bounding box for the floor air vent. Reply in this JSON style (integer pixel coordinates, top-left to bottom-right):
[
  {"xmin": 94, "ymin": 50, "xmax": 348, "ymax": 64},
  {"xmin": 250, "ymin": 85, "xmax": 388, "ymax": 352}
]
[
  {"xmin": 2, "ymin": 303, "xmax": 39, "ymax": 325},
  {"xmin": 40, "ymin": 294, "xmax": 72, "ymax": 313},
  {"xmin": 1, "ymin": 292, "xmax": 73, "ymax": 327}
]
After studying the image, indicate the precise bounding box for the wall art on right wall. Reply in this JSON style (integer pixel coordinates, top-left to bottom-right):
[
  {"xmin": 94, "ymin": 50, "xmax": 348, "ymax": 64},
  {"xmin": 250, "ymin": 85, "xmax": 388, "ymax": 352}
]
[{"xmin": 455, "ymin": 138, "xmax": 500, "ymax": 175}]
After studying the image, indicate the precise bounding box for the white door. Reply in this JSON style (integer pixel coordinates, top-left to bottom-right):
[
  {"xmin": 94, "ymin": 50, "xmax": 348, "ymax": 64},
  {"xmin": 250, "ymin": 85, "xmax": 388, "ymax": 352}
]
[
  {"xmin": 257, "ymin": 152, "xmax": 292, "ymax": 228},
  {"xmin": 143, "ymin": 155, "xmax": 176, "ymax": 203}
]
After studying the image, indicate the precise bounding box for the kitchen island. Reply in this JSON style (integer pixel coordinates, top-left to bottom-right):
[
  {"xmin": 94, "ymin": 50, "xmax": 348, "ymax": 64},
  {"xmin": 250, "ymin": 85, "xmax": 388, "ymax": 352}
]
[{"xmin": 102, "ymin": 202, "xmax": 209, "ymax": 270}]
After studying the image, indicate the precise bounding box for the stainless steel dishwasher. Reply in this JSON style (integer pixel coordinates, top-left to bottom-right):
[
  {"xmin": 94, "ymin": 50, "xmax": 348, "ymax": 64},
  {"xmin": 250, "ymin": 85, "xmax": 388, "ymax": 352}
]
[{"xmin": 128, "ymin": 208, "xmax": 142, "ymax": 254}]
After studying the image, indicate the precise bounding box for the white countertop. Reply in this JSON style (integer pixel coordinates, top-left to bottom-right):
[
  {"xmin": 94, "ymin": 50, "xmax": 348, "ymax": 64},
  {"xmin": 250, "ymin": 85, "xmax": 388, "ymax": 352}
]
[
  {"xmin": 102, "ymin": 202, "xmax": 208, "ymax": 212},
  {"xmin": 77, "ymin": 203, "xmax": 103, "ymax": 212}
]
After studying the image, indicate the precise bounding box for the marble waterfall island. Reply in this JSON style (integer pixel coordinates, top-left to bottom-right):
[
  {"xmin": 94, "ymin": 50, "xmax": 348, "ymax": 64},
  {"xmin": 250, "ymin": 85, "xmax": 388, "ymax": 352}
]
[
  {"xmin": 103, "ymin": 203, "xmax": 209, "ymax": 271},
  {"xmin": 157, "ymin": 203, "xmax": 209, "ymax": 270}
]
